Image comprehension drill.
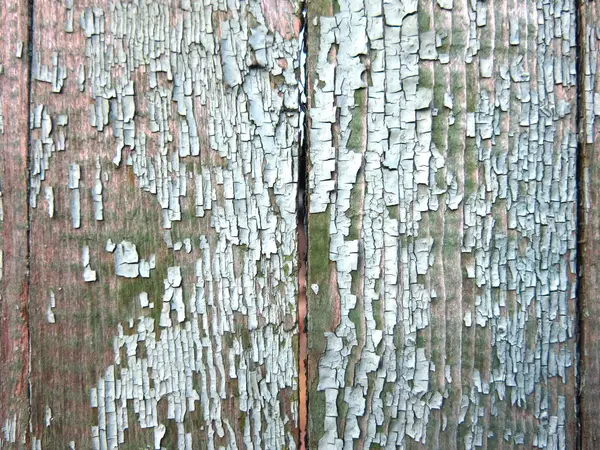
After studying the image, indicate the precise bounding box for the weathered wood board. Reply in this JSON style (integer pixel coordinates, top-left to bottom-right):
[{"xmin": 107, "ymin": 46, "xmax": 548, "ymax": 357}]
[
  {"xmin": 578, "ymin": 0, "xmax": 600, "ymax": 447},
  {"xmin": 305, "ymin": 0, "xmax": 581, "ymax": 448},
  {"xmin": 2, "ymin": 0, "xmax": 302, "ymax": 448},
  {"xmin": 2, "ymin": 0, "xmax": 600, "ymax": 448},
  {"xmin": 0, "ymin": 0, "xmax": 32, "ymax": 446}
]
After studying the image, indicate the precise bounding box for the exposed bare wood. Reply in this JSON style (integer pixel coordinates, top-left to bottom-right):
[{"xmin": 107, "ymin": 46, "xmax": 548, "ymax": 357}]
[
  {"xmin": 0, "ymin": 0, "xmax": 32, "ymax": 446},
  {"xmin": 578, "ymin": 0, "xmax": 600, "ymax": 447}
]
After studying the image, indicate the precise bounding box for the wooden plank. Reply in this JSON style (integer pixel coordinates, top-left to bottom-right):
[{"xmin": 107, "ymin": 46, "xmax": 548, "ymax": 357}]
[
  {"xmin": 0, "ymin": 0, "xmax": 32, "ymax": 446},
  {"xmin": 15, "ymin": 0, "xmax": 302, "ymax": 448},
  {"xmin": 306, "ymin": 0, "xmax": 579, "ymax": 448},
  {"xmin": 578, "ymin": 0, "xmax": 600, "ymax": 447}
]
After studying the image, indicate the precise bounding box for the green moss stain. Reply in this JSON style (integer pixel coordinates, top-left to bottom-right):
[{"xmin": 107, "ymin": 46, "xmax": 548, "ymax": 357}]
[
  {"xmin": 307, "ymin": 205, "xmax": 332, "ymax": 450},
  {"xmin": 347, "ymin": 88, "xmax": 366, "ymax": 153}
]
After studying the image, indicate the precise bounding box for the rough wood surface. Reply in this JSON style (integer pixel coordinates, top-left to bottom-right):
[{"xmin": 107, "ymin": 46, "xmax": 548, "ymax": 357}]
[
  {"xmin": 578, "ymin": 0, "xmax": 600, "ymax": 447},
  {"xmin": 0, "ymin": 0, "xmax": 32, "ymax": 446}
]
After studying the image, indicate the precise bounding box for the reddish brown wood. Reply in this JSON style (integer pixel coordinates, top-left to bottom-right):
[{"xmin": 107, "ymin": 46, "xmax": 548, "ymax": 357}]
[{"xmin": 0, "ymin": 0, "xmax": 32, "ymax": 446}]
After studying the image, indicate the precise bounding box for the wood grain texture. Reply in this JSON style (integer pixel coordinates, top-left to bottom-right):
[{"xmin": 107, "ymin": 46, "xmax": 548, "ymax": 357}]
[
  {"xmin": 0, "ymin": 0, "xmax": 32, "ymax": 446},
  {"xmin": 578, "ymin": 0, "xmax": 600, "ymax": 447}
]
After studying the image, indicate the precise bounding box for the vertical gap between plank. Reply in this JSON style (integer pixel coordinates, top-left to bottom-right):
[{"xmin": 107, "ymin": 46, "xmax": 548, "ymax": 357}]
[
  {"xmin": 297, "ymin": 1, "xmax": 309, "ymax": 448},
  {"xmin": 575, "ymin": 0, "xmax": 585, "ymax": 448},
  {"xmin": 25, "ymin": 0, "xmax": 35, "ymax": 444}
]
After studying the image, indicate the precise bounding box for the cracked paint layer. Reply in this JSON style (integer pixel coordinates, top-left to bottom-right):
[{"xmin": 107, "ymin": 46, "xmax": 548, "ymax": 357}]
[
  {"xmin": 80, "ymin": 0, "xmax": 301, "ymax": 447},
  {"xmin": 306, "ymin": 0, "xmax": 578, "ymax": 448}
]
